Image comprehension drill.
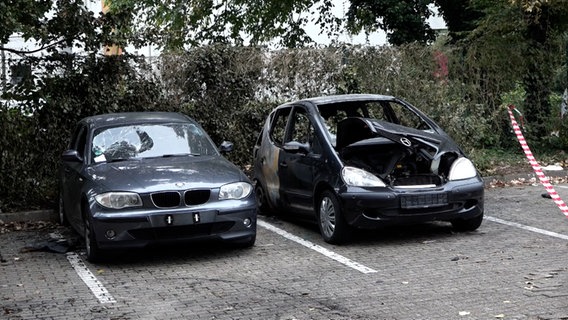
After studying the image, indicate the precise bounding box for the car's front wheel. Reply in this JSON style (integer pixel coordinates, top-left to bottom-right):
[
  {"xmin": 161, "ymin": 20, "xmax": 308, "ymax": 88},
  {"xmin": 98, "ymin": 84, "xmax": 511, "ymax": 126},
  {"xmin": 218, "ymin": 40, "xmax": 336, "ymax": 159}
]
[
  {"xmin": 317, "ymin": 190, "xmax": 351, "ymax": 244},
  {"xmin": 255, "ymin": 183, "xmax": 271, "ymax": 216},
  {"xmin": 451, "ymin": 213, "xmax": 484, "ymax": 231},
  {"xmin": 84, "ymin": 216, "xmax": 102, "ymax": 262}
]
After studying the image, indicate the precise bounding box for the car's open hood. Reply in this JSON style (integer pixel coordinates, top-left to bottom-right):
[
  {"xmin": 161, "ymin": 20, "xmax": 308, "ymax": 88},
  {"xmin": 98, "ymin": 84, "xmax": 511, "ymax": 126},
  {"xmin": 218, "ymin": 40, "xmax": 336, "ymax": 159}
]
[
  {"xmin": 337, "ymin": 117, "xmax": 461, "ymax": 155},
  {"xmin": 86, "ymin": 155, "xmax": 244, "ymax": 193}
]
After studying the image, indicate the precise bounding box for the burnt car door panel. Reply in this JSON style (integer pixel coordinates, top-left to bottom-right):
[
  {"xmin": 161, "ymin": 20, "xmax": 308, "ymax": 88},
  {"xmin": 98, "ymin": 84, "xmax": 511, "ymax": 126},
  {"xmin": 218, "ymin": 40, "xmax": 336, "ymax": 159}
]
[{"xmin": 277, "ymin": 106, "xmax": 327, "ymax": 213}]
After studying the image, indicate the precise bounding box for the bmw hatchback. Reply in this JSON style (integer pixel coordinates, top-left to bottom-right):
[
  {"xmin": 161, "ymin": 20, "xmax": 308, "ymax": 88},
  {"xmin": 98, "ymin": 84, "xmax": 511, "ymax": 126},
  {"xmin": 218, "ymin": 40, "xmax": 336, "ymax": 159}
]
[{"xmin": 60, "ymin": 112, "xmax": 257, "ymax": 261}]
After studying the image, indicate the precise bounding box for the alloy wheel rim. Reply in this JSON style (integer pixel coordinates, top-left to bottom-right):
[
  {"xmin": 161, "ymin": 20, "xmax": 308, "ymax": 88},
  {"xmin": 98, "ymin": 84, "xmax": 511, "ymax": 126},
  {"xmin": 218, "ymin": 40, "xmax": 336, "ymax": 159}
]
[{"xmin": 319, "ymin": 197, "xmax": 336, "ymax": 238}]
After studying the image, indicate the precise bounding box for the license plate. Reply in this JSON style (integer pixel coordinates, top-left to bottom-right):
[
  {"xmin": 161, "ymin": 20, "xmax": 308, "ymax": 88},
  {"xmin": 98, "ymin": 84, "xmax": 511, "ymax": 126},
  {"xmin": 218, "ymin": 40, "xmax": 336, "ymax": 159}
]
[{"xmin": 400, "ymin": 193, "xmax": 448, "ymax": 209}]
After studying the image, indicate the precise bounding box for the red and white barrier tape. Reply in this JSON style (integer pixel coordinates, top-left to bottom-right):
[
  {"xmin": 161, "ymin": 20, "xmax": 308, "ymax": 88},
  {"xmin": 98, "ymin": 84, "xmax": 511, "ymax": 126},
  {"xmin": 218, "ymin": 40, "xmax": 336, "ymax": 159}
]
[{"xmin": 507, "ymin": 105, "xmax": 568, "ymax": 218}]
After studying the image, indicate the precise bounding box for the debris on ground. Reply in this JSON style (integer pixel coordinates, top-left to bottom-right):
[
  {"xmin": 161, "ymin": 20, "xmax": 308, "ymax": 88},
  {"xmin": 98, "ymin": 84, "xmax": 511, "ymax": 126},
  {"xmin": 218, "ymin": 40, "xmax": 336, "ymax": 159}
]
[
  {"xmin": 21, "ymin": 232, "xmax": 79, "ymax": 254},
  {"xmin": 0, "ymin": 220, "xmax": 78, "ymax": 255},
  {"xmin": 0, "ymin": 220, "xmax": 58, "ymax": 234},
  {"xmin": 488, "ymin": 175, "xmax": 568, "ymax": 188}
]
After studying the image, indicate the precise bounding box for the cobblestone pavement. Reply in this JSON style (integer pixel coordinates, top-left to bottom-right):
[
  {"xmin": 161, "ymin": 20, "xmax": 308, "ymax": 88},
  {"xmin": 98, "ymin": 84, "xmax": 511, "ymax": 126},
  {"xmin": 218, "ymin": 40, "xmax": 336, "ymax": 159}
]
[{"xmin": 1, "ymin": 184, "xmax": 568, "ymax": 320}]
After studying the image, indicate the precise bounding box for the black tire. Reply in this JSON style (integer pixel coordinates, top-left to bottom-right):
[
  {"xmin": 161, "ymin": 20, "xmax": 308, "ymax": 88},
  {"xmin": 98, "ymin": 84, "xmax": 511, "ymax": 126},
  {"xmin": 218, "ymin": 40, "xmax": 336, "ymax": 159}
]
[
  {"xmin": 255, "ymin": 183, "xmax": 272, "ymax": 216},
  {"xmin": 58, "ymin": 194, "xmax": 68, "ymax": 226},
  {"xmin": 232, "ymin": 234, "xmax": 256, "ymax": 249},
  {"xmin": 316, "ymin": 190, "xmax": 351, "ymax": 244},
  {"xmin": 84, "ymin": 216, "xmax": 102, "ymax": 262},
  {"xmin": 451, "ymin": 212, "xmax": 484, "ymax": 232}
]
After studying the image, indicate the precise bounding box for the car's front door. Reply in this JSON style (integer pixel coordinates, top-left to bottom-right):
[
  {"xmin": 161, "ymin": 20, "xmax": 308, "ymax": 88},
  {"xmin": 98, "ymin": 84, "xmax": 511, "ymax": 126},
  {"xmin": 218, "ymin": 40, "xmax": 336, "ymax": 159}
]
[
  {"xmin": 278, "ymin": 106, "xmax": 324, "ymax": 214},
  {"xmin": 61, "ymin": 125, "xmax": 88, "ymax": 228}
]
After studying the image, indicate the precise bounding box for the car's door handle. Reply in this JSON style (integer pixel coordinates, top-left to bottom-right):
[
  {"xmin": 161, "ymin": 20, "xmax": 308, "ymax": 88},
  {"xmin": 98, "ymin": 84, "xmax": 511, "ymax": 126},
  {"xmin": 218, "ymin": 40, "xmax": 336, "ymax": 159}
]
[{"xmin": 279, "ymin": 161, "xmax": 288, "ymax": 168}]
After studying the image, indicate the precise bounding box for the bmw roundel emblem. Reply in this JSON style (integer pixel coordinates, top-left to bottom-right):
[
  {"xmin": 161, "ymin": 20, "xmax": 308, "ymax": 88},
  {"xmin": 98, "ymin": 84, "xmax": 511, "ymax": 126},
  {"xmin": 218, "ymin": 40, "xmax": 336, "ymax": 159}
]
[
  {"xmin": 400, "ymin": 137, "xmax": 412, "ymax": 147},
  {"xmin": 175, "ymin": 182, "xmax": 185, "ymax": 188}
]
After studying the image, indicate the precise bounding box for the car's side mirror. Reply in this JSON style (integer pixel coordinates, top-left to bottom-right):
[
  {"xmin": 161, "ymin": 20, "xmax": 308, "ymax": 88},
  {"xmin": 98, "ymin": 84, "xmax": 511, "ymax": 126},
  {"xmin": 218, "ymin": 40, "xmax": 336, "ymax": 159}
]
[
  {"xmin": 219, "ymin": 141, "xmax": 234, "ymax": 153},
  {"xmin": 283, "ymin": 141, "xmax": 309, "ymax": 155},
  {"xmin": 61, "ymin": 149, "xmax": 83, "ymax": 163}
]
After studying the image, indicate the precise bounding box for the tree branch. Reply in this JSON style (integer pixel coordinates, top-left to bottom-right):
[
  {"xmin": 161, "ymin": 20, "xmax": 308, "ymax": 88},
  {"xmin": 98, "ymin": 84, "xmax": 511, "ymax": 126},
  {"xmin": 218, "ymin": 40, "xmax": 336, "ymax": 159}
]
[{"xmin": 0, "ymin": 39, "xmax": 68, "ymax": 55}]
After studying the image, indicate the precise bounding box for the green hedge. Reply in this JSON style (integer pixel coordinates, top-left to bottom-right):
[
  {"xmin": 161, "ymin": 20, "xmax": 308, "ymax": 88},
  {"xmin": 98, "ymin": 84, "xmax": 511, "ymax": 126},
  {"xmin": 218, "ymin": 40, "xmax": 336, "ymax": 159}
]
[{"xmin": 0, "ymin": 44, "xmax": 565, "ymax": 212}]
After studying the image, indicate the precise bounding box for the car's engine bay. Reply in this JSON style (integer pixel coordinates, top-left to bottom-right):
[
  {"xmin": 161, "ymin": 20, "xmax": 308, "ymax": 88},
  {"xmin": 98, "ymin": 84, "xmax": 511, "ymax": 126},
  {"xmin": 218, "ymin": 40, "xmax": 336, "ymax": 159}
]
[{"xmin": 337, "ymin": 117, "xmax": 461, "ymax": 187}]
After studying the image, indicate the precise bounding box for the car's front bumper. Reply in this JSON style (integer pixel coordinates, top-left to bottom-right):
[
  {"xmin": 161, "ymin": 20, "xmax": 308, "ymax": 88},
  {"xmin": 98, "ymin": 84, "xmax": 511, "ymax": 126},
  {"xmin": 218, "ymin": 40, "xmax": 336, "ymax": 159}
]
[
  {"xmin": 89, "ymin": 200, "xmax": 257, "ymax": 250},
  {"xmin": 338, "ymin": 177, "xmax": 484, "ymax": 229}
]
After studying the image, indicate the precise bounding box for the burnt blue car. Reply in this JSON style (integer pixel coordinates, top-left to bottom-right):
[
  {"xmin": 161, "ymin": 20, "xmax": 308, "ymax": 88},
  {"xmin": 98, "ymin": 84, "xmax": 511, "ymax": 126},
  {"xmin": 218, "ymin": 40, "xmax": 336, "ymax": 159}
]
[
  {"xmin": 253, "ymin": 94, "xmax": 484, "ymax": 244},
  {"xmin": 60, "ymin": 112, "xmax": 256, "ymax": 261}
]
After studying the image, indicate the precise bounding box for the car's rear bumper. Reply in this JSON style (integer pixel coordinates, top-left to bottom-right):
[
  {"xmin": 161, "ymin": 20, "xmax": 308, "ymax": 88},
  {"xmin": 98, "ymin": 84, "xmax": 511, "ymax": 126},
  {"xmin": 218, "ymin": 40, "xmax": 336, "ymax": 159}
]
[
  {"xmin": 338, "ymin": 177, "xmax": 484, "ymax": 229},
  {"xmin": 90, "ymin": 204, "xmax": 257, "ymax": 250}
]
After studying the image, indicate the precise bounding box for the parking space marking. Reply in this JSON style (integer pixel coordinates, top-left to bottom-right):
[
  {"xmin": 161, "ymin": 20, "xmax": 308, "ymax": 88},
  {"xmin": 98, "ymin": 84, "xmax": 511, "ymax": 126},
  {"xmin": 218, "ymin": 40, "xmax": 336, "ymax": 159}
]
[
  {"xmin": 66, "ymin": 252, "xmax": 116, "ymax": 304},
  {"xmin": 485, "ymin": 216, "xmax": 568, "ymax": 241},
  {"xmin": 257, "ymin": 220, "xmax": 377, "ymax": 274}
]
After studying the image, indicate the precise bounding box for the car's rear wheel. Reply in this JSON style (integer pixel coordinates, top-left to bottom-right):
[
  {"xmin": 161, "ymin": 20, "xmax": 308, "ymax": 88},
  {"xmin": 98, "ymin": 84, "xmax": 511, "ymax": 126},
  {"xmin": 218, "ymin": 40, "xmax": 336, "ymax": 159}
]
[
  {"xmin": 84, "ymin": 216, "xmax": 102, "ymax": 262},
  {"xmin": 317, "ymin": 190, "xmax": 351, "ymax": 244},
  {"xmin": 451, "ymin": 213, "xmax": 484, "ymax": 231},
  {"xmin": 255, "ymin": 183, "xmax": 271, "ymax": 216},
  {"xmin": 58, "ymin": 194, "xmax": 68, "ymax": 226}
]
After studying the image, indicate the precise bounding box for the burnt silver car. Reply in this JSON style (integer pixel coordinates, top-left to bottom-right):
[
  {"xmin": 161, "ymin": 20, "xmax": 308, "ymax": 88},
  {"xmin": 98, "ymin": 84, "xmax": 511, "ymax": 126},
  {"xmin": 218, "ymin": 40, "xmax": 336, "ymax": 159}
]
[
  {"xmin": 60, "ymin": 112, "xmax": 256, "ymax": 261},
  {"xmin": 253, "ymin": 94, "xmax": 484, "ymax": 244}
]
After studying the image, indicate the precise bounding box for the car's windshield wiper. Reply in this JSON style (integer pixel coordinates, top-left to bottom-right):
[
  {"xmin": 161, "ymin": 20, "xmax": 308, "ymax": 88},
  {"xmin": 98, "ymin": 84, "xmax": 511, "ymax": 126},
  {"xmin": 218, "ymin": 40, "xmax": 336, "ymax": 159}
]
[
  {"xmin": 106, "ymin": 157, "xmax": 140, "ymax": 163},
  {"xmin": 161, "ymin": 153, "xmax": 201, "ymax": 158}
]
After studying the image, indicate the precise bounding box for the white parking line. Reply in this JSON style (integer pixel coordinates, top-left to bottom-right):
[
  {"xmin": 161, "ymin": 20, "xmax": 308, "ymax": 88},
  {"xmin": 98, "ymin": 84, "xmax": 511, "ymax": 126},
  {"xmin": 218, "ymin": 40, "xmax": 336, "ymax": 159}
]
[
  {"xmin": 66, "ymin": 252, "xmax": 116, "ymax": 304},
  {"xmin": 257, "ymin": 220, "xmax": 377, "ymax": 274},
  {"xmin": 485, "ymin": 216, "xmax": 568, "ymax": 241}
]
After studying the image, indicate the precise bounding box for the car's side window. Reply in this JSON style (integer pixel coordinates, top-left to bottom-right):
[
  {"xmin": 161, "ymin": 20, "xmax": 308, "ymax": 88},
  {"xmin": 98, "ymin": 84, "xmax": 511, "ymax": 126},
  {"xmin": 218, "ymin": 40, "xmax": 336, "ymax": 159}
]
[
  {"xmin": 75, "ymin": 126, "xmax": 88, "ymax": 160},
  {"xmin": 290, "ymin": 110, "xmax": 311, "ymax": 145},
  {"xmin": 269, "ymin": 107, "xmax": 291, "ymax": 146},
  {"xmin": 289, "ymin": 108, "xmax": 322, "ymax": 155},
  {"xmin": 68, "ymin": 125, "xmax": 82, "ymax": 149}
]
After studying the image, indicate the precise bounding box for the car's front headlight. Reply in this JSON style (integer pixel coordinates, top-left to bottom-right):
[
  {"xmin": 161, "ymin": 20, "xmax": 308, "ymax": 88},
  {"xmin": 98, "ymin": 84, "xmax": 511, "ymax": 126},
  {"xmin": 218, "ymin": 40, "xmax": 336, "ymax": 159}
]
[
  {"xmin": 95, "ymin": 192, "xmax": 143, "ymax": 209},
  {"xmin": 342, "ymin": 166, "xmax": 386, "ymax": 187},
  {"xmin": 219, "ymin": 182, "xmax": 253, "ymax": 200},
  {"xmin": 448, "ymin": 157, "xmax": 478, "ymax": 181}
]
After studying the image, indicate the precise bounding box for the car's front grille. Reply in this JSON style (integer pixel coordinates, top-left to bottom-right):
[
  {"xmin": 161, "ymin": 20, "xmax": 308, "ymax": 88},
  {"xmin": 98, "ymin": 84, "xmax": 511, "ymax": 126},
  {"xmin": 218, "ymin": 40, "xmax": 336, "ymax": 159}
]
[
  {"xmin": 392, "ymin": 174, "xmax": 442, "ymax": 187},
  {"xmin": 151, "ymin": 189, "xmax": 211, "ymax": 208},
  {"xmin": 151, "ymin": 192, "xmax": 181, "ymax": 208},
  {"xmin": 128, "ymin": 222, "xmax": 235, "ymax": 240},
  {"xmin": 185, "ymin": 190, "xmax": 210, "ymax": 205}
]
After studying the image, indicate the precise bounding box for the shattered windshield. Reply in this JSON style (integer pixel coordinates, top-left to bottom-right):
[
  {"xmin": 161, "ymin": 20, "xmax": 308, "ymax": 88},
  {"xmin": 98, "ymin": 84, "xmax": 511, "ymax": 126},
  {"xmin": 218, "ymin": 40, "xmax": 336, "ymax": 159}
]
[
  {"xmin": 91, "ymin": 123, "xmax": 216, "ymax": 163},
  {"xmin": 317, "ymin": 100, "xmax": 433, "ymax": 147}
]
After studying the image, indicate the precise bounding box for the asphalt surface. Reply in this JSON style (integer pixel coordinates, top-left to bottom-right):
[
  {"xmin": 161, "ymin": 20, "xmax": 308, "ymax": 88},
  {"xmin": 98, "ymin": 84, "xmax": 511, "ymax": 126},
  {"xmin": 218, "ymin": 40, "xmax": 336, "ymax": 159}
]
[{"xmin": 1, "ymin": 177, "xmax": 568, "ymax": 319}]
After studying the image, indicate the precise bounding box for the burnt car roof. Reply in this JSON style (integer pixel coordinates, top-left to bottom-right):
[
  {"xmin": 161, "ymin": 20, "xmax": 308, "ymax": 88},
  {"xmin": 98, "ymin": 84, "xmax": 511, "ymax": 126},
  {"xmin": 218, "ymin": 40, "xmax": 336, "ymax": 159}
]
[
  {"xmin": 80, "ymin": 112, "xmax": 191, "ymax": 128},
  {"xmin": 288, "ymin": 94, "xmax": 396, "ymax": 106}
]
